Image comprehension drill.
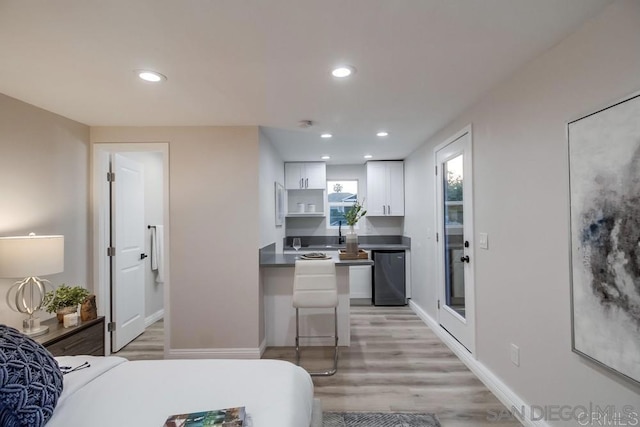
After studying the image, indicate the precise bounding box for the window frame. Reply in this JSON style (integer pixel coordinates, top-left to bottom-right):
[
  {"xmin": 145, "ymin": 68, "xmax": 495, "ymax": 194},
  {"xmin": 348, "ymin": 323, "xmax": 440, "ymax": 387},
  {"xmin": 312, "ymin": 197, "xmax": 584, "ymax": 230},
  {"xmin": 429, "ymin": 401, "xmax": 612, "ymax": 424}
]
[{"xmin": 326, "ymin": 179, "xmax": 360, "ymax": 230}]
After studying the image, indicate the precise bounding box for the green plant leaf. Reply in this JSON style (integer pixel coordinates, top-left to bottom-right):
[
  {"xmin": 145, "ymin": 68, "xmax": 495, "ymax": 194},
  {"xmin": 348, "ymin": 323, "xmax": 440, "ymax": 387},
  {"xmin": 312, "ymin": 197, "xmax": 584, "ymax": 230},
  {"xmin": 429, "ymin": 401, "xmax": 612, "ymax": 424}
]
[
  {"xmin": 42, "ymin": 284, "xmax": 90, "ymax": 313},
  {"xmin": 345, "ymin": 199, "xmax": 366, "ymax": 226}
]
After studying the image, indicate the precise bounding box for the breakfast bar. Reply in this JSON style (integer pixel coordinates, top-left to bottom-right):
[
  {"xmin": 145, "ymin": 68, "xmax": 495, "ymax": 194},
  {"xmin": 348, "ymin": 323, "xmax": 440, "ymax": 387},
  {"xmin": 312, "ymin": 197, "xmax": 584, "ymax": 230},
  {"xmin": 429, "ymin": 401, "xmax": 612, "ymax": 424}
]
[{"xmin": 259, "ymin": 245, "xmax": 373, "ymax": 347}]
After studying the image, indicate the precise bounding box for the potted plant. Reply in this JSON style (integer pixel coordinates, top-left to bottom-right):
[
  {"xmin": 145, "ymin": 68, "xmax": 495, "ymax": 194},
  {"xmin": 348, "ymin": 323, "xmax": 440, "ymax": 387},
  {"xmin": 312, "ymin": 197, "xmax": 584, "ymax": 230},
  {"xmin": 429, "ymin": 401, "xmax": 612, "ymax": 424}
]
[
  {"xmin": 42, "ymin": 284, "xmax": 90, "ymax": 323},
  {"xmin": 344, "ymin": 200, "xmax": 367, "ymax": 255}
]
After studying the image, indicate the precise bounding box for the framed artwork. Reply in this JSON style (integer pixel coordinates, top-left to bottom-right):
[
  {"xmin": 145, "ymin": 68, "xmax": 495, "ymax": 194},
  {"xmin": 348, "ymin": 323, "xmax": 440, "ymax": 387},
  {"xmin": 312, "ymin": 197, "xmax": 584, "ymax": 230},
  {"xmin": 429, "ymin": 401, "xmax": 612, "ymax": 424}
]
[
  {"xmin": 568, "ymin": 91, "xmax": 640, "ymax": 385},
  {"xmin": 275, "ymin": 182, "xmax": 285, "ymax": 226}
]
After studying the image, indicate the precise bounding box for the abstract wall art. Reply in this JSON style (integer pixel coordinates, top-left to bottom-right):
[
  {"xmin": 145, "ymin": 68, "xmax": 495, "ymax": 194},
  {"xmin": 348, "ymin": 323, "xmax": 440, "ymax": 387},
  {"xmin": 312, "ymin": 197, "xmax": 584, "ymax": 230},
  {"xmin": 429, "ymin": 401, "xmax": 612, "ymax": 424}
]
[{"xmin": 568, "ymin": 91, "xmax": 640, "ymax": 385}]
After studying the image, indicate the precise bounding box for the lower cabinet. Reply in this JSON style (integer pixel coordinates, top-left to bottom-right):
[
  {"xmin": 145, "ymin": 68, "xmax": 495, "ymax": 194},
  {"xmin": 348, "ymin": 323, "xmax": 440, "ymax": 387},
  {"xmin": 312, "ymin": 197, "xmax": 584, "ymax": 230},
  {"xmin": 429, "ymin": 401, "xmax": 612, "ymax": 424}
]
[
  {"xmin": 35, "ymin": 316, "xmax": 105, "ymax": 356},
  {"xmin": 349, "ymin": 265, "xmax": 372, "ymax": 300}
]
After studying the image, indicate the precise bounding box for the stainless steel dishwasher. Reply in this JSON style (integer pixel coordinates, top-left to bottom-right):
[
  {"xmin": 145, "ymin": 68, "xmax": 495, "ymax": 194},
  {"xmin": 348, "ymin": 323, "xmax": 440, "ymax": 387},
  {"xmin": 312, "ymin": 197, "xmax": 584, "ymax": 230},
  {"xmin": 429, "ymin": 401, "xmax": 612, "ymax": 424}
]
[{"xmin": 372, "ymin": 250, "xmax": 406, "ymax": 306}]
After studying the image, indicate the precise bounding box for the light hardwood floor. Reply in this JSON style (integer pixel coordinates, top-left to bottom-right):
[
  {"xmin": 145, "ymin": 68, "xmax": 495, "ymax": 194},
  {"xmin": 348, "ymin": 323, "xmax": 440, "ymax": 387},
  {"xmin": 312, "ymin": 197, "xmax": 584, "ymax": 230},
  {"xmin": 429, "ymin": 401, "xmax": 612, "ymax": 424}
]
[
  {"xmin": 113, "ymin": 320, "xmax": 164, "ymax": 360},
  {"xmin": 115, "ymin": 306, "xmax": 520, "ymax": 427}
]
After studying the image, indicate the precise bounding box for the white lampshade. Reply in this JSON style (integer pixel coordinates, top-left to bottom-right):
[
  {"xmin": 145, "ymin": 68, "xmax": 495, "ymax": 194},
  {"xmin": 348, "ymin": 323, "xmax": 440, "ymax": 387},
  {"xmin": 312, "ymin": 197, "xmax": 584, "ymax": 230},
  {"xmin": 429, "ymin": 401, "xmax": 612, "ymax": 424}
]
[{"xmin": 0, "ymin": 235, "xmax": 64, "ymax": 278}]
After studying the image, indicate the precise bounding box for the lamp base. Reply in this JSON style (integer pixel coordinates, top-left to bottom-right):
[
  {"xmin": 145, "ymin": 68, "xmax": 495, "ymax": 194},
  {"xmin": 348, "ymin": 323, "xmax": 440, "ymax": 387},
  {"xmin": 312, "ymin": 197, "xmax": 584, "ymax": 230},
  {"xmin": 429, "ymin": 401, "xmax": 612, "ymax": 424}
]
[{"xmin": 23, "ymin": 318, "xmax": 49, "ymax": 337}]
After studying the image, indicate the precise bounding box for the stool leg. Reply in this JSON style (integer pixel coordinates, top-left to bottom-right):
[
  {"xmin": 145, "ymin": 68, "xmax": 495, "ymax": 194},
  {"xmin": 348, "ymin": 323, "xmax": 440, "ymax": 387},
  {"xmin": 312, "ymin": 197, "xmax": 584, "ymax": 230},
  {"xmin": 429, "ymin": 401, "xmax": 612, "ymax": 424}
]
[
  {"xmin": 295, "ymin": 308, "xmax": 300, "ymax": 366},
  {"xmin": 296, "ymin": 306, "xmax": 338, "ymax": 377},
  {"xmin": 330, "ymin": 307, "xmax": 338, "ymax": 375}
]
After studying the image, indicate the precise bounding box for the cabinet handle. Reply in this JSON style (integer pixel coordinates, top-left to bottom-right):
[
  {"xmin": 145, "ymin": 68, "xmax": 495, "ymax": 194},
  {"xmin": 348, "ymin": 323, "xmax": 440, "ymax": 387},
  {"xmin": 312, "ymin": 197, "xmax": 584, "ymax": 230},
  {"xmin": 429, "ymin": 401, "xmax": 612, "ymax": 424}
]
[
  {"xmin": 305, "ymin": 178, "xmax": 308, "ymax": 188},
  {"xmin": 300, "ymin": 178, "xmax": 303, "ymax": 189},
  {"xmin": 388, "ymin": 205, "xmax": 391, "ymax": 215},
  {"xmin": 383, "ymin": 205, "xmax": 386, "ymax": 215}
]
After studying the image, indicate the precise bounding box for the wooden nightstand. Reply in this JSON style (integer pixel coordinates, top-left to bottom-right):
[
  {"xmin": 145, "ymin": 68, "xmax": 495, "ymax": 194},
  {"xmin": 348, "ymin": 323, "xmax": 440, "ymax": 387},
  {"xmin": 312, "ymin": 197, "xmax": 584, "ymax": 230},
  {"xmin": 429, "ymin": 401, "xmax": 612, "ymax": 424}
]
[{"xmin": 34, "ymin": 316, "xmax": 105, "ymax": 356}]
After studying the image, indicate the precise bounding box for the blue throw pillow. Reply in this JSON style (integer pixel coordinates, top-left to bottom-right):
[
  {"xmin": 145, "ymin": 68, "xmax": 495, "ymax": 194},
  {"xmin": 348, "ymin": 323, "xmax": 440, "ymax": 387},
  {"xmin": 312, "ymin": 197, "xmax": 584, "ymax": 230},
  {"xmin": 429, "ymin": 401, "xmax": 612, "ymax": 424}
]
[{"xmin": 0, "ymin": 325, "xmax": 63, "ymax": 427}]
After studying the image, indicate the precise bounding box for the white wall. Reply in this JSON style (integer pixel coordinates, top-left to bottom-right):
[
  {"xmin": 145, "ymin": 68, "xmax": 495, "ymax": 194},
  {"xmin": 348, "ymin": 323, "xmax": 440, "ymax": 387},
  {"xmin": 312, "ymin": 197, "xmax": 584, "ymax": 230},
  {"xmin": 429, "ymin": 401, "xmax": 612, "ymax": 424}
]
[
  {"xmin": 120, "ymin": 152, "xmax": 164, "ymax": 322},
  {"xmin": 91, "ymin": 126, "xmax": 261, "ymax": 355},
  {"xmin": 285, "ymin": 164, "xmax": 404, "ymax": 237},
  {"xmin": 404, "ymin": 142, "xmax": 437, "ymax": 317},
  {"xmin": 0, "ymin": 93, "xmax": 90, "ymax": 328},
  {"xmin": 405, "ymin": 0, "xmax": 640, "ymax": 421},
  {"xmin": 258, "ymin": 130, "xmax": 285, "ymax": 252}
]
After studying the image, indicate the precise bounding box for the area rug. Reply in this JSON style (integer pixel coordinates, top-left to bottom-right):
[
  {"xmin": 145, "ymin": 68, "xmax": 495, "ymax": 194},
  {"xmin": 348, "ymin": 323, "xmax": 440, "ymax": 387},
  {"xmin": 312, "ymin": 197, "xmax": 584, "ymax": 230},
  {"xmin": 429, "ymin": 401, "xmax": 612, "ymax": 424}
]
[{"xmin": 322, "ymin": 412, "xmax": 441, "ymax": 427}]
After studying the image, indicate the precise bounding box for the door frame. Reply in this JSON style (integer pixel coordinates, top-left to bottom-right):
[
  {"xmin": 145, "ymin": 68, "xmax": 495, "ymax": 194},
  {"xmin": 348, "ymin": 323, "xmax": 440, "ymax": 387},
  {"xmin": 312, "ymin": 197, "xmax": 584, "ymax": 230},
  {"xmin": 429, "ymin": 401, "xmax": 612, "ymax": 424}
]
[
  {"xmin": 433, "ymin": 124, "xmax": 476, "ymax": 354},
  {"xmin": 91, "ymin": 142, "xmax": 171, "ymax": 356}
]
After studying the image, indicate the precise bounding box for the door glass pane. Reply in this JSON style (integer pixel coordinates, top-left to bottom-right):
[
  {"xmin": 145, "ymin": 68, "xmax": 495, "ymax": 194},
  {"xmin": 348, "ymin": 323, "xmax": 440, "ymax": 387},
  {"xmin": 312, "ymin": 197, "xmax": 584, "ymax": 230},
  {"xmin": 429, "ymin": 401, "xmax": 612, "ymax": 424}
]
[{"xmin": 443, "ymin": 154, "xmax": 465, "ymax": 318}]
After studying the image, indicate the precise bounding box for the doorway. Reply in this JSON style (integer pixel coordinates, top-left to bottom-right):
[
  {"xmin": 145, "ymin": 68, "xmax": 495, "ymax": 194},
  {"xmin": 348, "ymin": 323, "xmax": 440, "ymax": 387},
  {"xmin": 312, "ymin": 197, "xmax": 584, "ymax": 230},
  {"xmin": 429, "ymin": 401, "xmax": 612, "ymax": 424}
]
[
  {"xmin": 435, "ymin": 125, "xmax": 475, "ymax": 353},
  {"xmin": 92, "ymin": 143, "xmax": 170, "ymax": 355}
]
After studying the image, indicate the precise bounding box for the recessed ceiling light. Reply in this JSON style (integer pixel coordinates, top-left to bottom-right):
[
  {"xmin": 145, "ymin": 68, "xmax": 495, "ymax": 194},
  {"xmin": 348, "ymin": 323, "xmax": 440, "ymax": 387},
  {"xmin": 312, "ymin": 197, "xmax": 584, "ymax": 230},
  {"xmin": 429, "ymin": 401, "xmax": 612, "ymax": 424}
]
[
  {"xmin": 137, "ymin": 70, "xmax": 167, "ymax": 83},
  {"xmin": 321, "ymin": 133, "xmax": 332, "ymax": 139},
  {"xmin": 376, "ymin": 131, "xmax": 389, "ymax": 137},
  {"xmin": 332, "ymin": 65, "xmax": 356, "ymax": 78},
  {"xmin": 364, "ymin": 155, "xmax": 373, "ymax": 159},
  {"xmin": 321, "ymin": 155, "xmax": 331, "ymax": 160}
]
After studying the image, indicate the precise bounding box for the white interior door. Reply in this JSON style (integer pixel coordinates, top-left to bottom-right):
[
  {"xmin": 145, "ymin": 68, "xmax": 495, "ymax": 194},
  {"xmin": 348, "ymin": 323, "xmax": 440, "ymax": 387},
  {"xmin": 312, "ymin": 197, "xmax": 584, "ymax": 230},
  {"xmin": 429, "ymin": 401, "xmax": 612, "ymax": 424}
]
[
  {"xmin": 435, "ymin": 128, "xmax": 475, "ymax": 353},
  {"xmin": 111, "ymin": 153, "xmax": 146, "ymax": 352}
]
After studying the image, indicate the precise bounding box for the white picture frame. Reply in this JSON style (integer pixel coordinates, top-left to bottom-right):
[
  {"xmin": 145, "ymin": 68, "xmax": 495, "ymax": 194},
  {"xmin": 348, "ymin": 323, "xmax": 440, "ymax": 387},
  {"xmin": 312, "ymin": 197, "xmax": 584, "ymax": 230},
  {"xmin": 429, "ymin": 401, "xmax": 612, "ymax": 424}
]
[{"xmin": 275, "ymin": 182, "xmax": 285, "ymax": 226}]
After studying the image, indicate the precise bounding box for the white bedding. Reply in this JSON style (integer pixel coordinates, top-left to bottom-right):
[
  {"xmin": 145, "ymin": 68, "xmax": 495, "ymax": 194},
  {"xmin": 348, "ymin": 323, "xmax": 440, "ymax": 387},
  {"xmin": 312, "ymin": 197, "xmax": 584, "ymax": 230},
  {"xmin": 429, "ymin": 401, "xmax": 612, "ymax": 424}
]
[{"xmin": 48, "ymin": 356, "xmax": 314, "ymax": 427}]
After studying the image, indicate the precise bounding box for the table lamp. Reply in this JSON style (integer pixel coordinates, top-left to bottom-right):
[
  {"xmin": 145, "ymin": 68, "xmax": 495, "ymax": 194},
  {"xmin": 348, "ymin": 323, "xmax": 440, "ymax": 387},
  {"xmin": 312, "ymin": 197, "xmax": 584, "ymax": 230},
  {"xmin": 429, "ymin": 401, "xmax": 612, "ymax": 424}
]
[{"xmin": 0, "ymin": 233, "xmax": 64, "ymax": 337}]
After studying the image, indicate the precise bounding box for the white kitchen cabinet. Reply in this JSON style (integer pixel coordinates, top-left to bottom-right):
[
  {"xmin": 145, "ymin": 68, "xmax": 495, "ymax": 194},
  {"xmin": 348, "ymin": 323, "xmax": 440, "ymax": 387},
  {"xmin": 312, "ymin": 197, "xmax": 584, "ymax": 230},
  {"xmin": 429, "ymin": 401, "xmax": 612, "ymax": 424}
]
[
  {"xmin": 349, "ymin": 265, "xmax": 372, "ymax": 299},
  {"xmin": 285, "ymin": 162, "xmax": 326, "ymax": 190},
  {"xmin": 366, "ymin": 161, "xmax": 404, "ymax": 216}
]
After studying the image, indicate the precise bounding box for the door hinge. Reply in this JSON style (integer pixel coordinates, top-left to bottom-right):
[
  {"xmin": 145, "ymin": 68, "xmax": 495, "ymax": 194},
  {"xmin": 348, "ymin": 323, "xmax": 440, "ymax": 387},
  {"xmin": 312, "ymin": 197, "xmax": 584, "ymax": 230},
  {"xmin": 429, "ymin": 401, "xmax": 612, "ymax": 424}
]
[
  {"xmin": 107, "ymin": 322, "xmax": 116, "ymax": 332},
  {"xmin": 107, "ymin": 247, "xmax": 115, "ymax": 257},
  {"xmin": 107, "ymin": 172, "xmax": 115, "ymax": 182},
  {"xmin": 437, "ymin": 300, "xmax": 440, "ymax": 309},
  {"xmin": 436, "ymin": 232, "xmax": 439, "ymax": 242},
  {"xmin": 435, "ymin": 165, "xmax": 438, "ymax": 175}
]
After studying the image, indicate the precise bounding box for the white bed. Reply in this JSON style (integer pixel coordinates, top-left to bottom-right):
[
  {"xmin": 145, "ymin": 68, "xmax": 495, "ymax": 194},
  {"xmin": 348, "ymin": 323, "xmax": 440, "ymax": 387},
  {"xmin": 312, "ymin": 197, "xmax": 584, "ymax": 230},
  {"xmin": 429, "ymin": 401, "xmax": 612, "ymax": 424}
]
[{"xmin": 47, "ymin": 356, "xmax": 316, "ymax": 427}]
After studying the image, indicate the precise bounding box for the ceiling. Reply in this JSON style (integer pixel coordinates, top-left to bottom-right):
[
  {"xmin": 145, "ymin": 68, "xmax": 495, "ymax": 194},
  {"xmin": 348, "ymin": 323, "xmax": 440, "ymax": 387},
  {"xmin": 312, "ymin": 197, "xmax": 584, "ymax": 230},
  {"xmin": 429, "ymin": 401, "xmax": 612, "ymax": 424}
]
[{"xmin": 0, "ymin": 0, "xmax": 611, "ymax": 164}]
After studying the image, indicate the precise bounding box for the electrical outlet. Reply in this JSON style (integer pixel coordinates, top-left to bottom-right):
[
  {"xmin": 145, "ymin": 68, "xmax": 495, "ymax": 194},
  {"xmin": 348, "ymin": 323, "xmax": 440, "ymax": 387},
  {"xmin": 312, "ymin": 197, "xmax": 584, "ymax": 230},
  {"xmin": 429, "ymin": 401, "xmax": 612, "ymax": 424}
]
[{"xmin": 510, "ymin": 343, "xmax": 520, "ymax": 366}]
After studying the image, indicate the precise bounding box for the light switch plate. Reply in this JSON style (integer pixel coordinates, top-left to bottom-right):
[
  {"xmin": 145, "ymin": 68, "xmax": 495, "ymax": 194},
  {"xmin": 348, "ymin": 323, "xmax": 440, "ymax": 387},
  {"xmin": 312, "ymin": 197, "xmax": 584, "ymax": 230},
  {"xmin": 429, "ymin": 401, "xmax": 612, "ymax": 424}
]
[
  {"xmin": 479, "ymin": 232, "xmax": 488, "ymax": 249},
  {"xmin": 510, "ymin": 343, "xmax": 520, "ymax": 366}
]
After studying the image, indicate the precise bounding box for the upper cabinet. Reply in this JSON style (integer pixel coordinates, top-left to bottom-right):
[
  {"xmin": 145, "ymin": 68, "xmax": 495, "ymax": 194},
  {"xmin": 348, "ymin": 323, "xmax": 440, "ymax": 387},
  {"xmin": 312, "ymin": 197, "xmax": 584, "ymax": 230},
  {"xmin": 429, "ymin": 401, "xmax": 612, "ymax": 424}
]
[
  {"xmin": 366, "ymin": 161, "xmax": 404, "ymax": 216},
  {"xmin": 285, "ymin": 162, "xmax": 326, "ymax": 190}
]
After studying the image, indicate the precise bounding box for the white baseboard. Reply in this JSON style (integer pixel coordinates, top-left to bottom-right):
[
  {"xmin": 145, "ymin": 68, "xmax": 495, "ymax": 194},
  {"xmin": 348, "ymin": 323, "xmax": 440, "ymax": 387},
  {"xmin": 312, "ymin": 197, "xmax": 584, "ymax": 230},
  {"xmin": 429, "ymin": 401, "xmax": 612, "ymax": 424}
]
[
  {"xmin": 259, "ymin": 337, "xmax": 267, "ymax": 357},
  {"xmin": 166, "ymin": 347, "xmax": 262, "ymax": 360},
  {"xmin": 145, "ymin": 309, "xmax": 164, "ymax": 327},
  {"xmin": 409, "ymin": 300, "xmax": 550, "ymax": 427}
]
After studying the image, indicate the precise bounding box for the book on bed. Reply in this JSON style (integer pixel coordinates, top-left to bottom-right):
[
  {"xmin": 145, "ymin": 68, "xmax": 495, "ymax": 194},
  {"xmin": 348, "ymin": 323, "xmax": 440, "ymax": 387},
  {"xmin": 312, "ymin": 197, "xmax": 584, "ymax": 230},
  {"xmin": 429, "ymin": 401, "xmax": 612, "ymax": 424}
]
[{"xmin": 163, "ymin": 406, "xmax": 246, "ymax": 427}]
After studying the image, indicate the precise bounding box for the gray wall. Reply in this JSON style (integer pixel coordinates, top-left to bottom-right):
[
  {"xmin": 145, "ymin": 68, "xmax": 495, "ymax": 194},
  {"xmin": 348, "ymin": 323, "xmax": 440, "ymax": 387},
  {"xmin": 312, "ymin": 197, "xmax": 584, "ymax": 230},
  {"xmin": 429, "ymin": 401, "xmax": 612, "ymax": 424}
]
[
  {"xmin": 0, "ymin": 93, "xmax": 90, "ymax": 327},
  {"xmin": 91, "ymin": 126, "xmax": 261, "ymax": 354},
  {"xmin": 259, "ymin": 130, "xmax": 286, "ymax": 252},
  {"xmin": 404, "ymin": 0, "xmax": 640, "ymax": 419}
]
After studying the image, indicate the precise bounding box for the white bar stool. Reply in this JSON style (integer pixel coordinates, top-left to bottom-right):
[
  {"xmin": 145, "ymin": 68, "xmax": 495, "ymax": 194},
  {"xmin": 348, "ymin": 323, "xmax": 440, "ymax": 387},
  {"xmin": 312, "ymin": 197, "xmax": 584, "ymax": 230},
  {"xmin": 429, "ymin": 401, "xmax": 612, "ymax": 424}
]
[{"xmin": 292, "ymin": 259, "xmax": 338, "ymax": 376}]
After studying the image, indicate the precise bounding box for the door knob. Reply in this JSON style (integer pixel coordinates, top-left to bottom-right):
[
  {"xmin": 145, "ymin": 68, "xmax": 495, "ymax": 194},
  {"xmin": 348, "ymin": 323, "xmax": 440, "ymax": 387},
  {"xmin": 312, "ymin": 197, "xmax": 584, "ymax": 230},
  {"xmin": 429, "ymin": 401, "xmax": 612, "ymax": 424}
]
[
  {"xmin": 460, "ymin": 255, "xmax": 470, "ymax": 263},
  {"xmin": 140, "ymin": 253, "xmax": 148, "ymax": 260}
]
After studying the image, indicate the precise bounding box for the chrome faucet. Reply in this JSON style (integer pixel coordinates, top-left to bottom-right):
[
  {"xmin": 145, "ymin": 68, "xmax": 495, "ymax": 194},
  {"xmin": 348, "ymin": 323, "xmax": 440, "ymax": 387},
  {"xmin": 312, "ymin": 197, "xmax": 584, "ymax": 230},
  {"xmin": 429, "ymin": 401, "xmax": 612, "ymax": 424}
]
[{"xmin": 338, "ymin": 221, "xmax": 345, "ymax": 245}]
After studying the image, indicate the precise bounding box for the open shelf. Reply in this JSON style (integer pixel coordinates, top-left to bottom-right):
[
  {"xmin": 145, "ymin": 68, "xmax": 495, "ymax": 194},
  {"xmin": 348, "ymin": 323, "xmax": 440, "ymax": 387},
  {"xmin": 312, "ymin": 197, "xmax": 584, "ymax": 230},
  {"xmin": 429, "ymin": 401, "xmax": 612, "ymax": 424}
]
[
  {"xmin": 286, "ymin": 212, "xmax": 325, "ymax": 218},
  {"xmin": 286, "ymin": 189, "xmax": 325, "ymax": 217}
]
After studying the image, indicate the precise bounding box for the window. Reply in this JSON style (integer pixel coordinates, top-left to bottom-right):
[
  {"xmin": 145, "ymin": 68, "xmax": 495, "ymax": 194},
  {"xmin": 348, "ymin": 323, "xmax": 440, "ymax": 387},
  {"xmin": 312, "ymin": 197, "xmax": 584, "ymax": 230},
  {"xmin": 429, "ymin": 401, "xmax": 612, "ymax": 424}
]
[{"xmin": 327, "ymin": 180, "xmax": 358, "ymax": 228}]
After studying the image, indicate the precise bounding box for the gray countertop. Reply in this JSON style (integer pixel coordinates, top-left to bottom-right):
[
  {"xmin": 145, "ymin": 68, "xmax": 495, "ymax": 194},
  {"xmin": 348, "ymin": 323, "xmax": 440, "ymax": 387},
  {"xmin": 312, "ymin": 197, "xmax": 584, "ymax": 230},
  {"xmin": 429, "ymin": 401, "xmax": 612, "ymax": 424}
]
[
  {"xmin": 260, "ymin": 252, "xmax": 374, "ymax": 268},
  {"xmin": 282, "ymin": 235, "xmax": 410, "ymax": 252},
  {"xmin": 301, "ymin": 244, "xmax": 410, "ymax": 251},
  {"xmin": 259, "ymin": 239, "xmax": 407, "ymax": 268}
]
